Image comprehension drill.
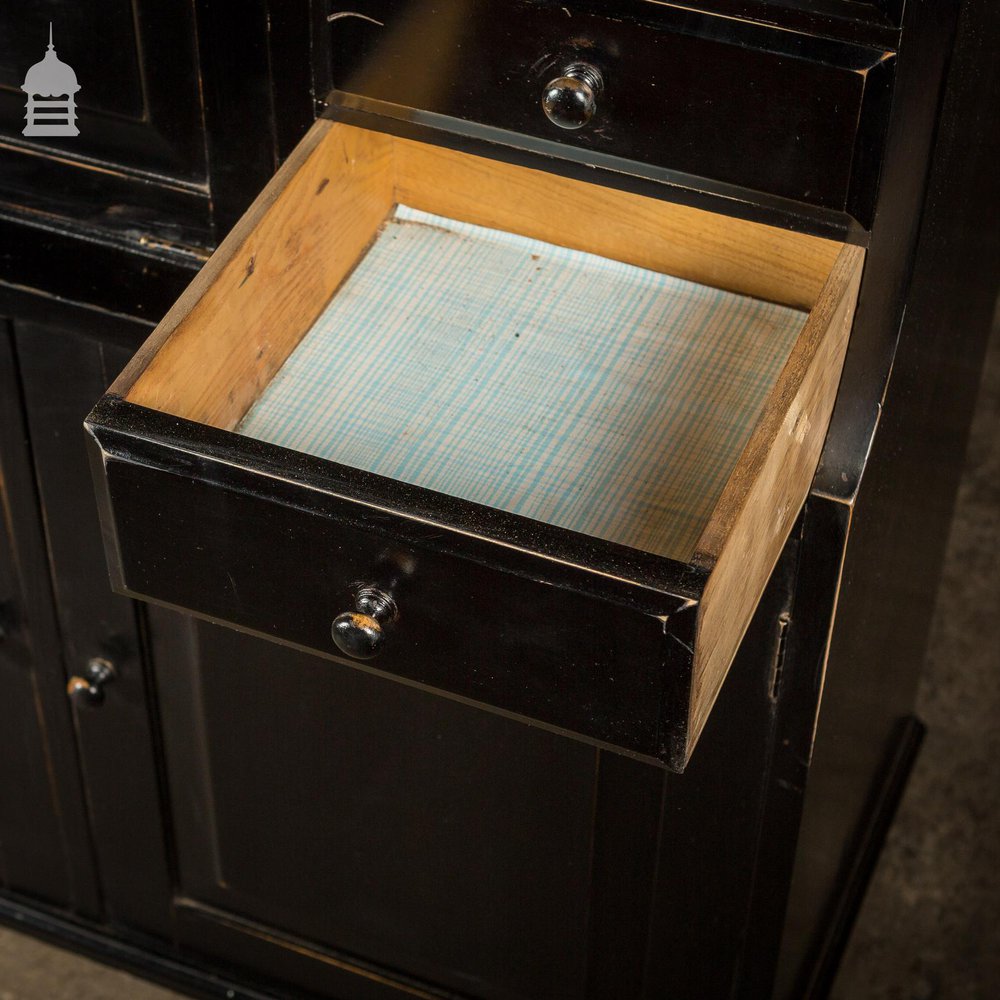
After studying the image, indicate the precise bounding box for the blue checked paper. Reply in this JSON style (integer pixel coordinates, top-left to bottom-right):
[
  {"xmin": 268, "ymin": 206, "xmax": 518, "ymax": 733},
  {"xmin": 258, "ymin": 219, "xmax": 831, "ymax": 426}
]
[{"xmin": 239, "ymin": 205, "xmax": 806, "ymax": 561}]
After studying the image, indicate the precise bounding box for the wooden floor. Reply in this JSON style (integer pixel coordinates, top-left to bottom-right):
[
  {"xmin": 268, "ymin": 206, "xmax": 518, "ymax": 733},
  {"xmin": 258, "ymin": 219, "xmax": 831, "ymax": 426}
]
[{"xmin": 0, "ymin": 927, "xmax": 179, "ymax": 1000}]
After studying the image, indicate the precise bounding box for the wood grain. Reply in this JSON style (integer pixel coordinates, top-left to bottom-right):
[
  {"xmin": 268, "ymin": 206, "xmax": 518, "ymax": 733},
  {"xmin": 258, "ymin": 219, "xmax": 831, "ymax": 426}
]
[
  {"xmin": 391, "ymin": 135, "xmax": 841, "ymax": 310},
  {"xmin": 122, "ymin": 120, "xmax": 843, "ymax": 427},
  {"xmin": 123, "ymin": 120, "xmax": 395, "ymax": 428},
  {"xmin": 683, "ymin": 244, "xmax": 865, "ymax": 761}
]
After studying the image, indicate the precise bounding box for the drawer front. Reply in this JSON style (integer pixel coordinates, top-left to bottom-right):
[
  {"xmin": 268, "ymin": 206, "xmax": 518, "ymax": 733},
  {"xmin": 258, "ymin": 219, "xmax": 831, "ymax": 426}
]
[
  {"xmin": 89, "ymin": 416, "xmax": 693, "ymax": 765},
  {"xmin": 320, "ymin": 1, "xmax": 894, "ymax": 227}
]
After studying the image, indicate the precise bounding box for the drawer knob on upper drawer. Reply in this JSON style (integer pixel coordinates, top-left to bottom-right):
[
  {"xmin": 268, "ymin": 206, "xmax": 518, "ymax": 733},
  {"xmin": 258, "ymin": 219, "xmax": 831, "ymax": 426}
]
[
  {"xmin": 331, "ymin": 586, "xmax": 399, "ymax": 660},
  {"xmin": 542, "ymin": 62, "xmax": 603, "ymax": 130}
]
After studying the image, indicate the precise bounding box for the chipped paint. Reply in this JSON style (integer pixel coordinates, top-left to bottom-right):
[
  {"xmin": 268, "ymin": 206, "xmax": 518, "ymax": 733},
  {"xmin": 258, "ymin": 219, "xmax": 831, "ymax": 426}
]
[
  {"xmin": 327, "ymin": 11, "xmax": 384, "ymax": 27},
  {"xmin": 136, "ymin": 235, "xmax": 211, "ymax": 262}
]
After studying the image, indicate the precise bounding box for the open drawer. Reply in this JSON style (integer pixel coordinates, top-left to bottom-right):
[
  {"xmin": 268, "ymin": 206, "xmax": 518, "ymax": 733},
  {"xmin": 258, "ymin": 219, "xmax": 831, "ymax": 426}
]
[{"xmin": 86, "ymin": 119, "xmax": 863, "ymax": 769}]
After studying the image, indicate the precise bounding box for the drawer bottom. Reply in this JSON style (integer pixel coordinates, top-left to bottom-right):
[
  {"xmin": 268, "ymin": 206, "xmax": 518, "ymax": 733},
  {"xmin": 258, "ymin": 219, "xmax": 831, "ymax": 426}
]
[{"xmin": 239, "ymin": 205, "xmax": 806, "ymax": 563}]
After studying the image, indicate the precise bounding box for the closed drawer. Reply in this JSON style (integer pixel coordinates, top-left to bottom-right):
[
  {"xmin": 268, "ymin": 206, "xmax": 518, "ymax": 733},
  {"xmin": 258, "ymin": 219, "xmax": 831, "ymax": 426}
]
[
  {"xmin": 86, "ymin": 119, "xmax": 863, "ymax": 769},
  {"xmin": 320, "ymin": 1, "xmax": 894, "ymax": 229}
]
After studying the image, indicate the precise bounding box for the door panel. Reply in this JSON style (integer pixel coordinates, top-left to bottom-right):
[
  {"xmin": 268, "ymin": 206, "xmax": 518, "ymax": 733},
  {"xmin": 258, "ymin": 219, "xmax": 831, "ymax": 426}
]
[
  {"xmin": 14, "ymin": 320, "xmax": 173, "ymax": 936},
  {"xmin": 0, "ymin": 0, "xmax": 205, "ymax": 181},
  {"xmin": 0, "ymin": 319, "xmax": 98, "ymax": 914},
  {"xmin": 0, "ymin": 512, "xmax": 70, "ymax": 904},
  {"xmin": 149, "ymin": 606, "xmax": 600, "ymax": 1000}
]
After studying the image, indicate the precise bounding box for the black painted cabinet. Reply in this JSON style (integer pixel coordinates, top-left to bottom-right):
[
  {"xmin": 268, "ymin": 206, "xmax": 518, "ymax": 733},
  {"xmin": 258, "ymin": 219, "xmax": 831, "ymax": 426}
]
[
  {"xmin": 0, "ymin": 0, "xmax": 210, "ymax": 248},
  {"xmin": 150, "ymin": 608, "xmax": 600, "ymax": 999},
  {"xmin": 0, "ymin": 1, "xmax": 205, "ymax": 178},
  {"xmin": 0, "ymin": 322, "xmax": 95, "ymax": 913},
  {"xmin": 319, "ymin": 1, "xmax": 893, "ymax": 228},
  {"xmin": 1, "ymin": 2, "xmax": 997, "ymax": 998},
  {"xmin": 13, "ymin": 322, "xmax": 174, "ymax": 939}
]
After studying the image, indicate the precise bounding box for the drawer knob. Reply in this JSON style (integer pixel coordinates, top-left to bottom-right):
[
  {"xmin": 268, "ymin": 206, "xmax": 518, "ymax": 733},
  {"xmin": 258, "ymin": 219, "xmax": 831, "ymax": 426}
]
[
  {"xmin": 542, "ymin": 62, "xmax": 603, "ymax": 130},
  {"xmin": 332, "ymin": 586, "xmax": 399, "ymax": 660},
  {"xmin": 66, "ymin": 657, "xmax": 116, "ymax": 707}
]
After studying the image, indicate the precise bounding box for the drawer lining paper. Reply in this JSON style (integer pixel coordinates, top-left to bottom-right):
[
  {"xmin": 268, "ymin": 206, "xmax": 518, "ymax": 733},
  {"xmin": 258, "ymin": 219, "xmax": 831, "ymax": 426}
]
[{"xmin": 239, "ymin": 206, "xmax": 806, "ymax": 562}]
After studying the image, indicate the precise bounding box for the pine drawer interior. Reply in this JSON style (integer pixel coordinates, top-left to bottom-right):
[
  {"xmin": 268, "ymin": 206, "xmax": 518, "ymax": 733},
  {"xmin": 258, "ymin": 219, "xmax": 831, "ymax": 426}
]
[{"xmin": 109, "ymin": 119, "xmax": 864, "ymax": 762}]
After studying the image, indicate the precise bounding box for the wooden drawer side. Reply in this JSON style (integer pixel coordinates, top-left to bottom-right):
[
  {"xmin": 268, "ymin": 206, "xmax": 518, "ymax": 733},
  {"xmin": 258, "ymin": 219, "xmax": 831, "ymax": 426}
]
[{"xmin": 685, "ymin": 244, "xmax": 865, "ymax": 760}]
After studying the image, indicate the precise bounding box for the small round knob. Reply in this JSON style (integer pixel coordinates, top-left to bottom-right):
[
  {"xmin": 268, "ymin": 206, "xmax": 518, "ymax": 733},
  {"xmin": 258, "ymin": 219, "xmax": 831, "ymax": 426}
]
[
  {"xmin": 67, "ymin": 657, "xmax": 116, "ymax": 707},
  {"xmin": 331, "ymin": 586, "xmax": 398, "ymax": 661},
  {"xmin": 542, "ymin": 62, "xmax": 604, "ymax": 130}
]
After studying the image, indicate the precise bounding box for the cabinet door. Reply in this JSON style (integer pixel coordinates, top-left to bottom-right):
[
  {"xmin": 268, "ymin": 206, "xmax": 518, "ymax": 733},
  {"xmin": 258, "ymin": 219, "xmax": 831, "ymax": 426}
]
[
  {"xmin": 0, "ymin": 0, "xmax": 304, "ymax": 249},
  {"xmin": 147, "ymin": 606, "xmax": 666, "ymax": 1000},
  {"xmin": 0, "ymin": 0, "xmax": 204, "ymax": 183},
  {"xmin": 0, "ymin": 320, "xmax": 97, "ymax": 914},
  {"xmin": 14, "ymin": 320, "xmax": 174, "ymax": 937},
  {"xmin": 0, "ymin": 0, "xmax": 217, "ymax": 250}
]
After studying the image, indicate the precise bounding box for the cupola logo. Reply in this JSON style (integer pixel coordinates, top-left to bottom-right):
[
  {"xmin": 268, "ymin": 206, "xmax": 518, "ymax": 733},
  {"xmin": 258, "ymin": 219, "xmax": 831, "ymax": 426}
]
[{"xmin": 21, "ymin": 23, "xmax": 80, "ymax": 137}]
